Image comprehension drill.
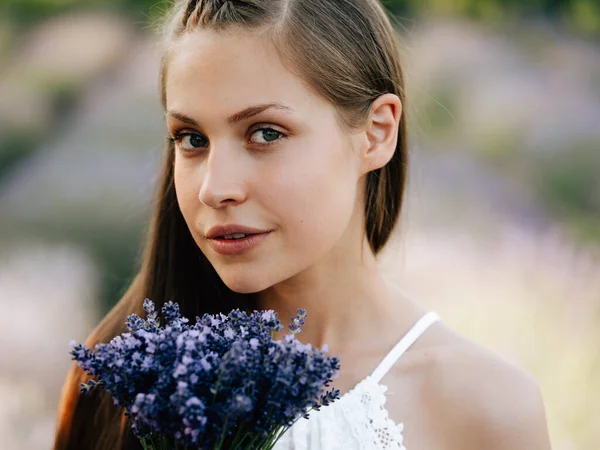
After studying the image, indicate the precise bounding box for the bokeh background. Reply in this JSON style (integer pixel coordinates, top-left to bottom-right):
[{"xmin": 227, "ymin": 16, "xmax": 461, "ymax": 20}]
[{"xmin": 1, "ymin": 0, "xmax": 599, "ymax": 448}]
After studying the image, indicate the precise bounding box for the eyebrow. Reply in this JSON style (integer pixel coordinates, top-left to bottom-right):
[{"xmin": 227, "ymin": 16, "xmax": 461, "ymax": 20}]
[{"xmin": 166, "ymin": 103, "xmax": 293, "ymax": 127}]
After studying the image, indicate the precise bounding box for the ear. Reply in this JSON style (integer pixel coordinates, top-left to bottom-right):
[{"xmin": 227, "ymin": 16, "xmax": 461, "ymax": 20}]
[{"xmin": 358, "ymin": 93, "xmax": 402, "ymax": 175}]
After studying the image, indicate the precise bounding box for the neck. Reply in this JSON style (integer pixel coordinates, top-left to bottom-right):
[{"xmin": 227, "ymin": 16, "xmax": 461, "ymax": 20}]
[{"xmin": 256, "ymin": 236, "xmax": 406, "ymax": 353}]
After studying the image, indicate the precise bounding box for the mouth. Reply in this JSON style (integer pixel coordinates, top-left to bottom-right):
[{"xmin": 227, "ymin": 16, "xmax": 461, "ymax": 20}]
[
  {"xmin": 218, "ymin": 233, "xmax": 255, "ymax": 240},
  {"xmin": 206, "ymin": 224, "xmax": 271, "ymax": 240},
  {"xmin": 207, "ymin": 231, "xmax": 272, "ymax": 256}
]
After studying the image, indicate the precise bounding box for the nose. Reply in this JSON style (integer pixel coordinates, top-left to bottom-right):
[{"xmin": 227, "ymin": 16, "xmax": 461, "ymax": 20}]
[{"xmin": 198, "ymin": 142, "xmax": 247, "ymax": 209}]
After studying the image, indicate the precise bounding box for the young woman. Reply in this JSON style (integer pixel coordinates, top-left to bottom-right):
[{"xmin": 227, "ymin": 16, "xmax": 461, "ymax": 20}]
[{"xmin": 53, "ymin": 0, "xmax": 553, "ymax": 449}]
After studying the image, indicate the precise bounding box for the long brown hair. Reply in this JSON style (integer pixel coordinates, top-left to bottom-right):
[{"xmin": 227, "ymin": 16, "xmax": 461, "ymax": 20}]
[{"xmin": 53, "ymin": 1, "xmax": 408, "ymax": 448}]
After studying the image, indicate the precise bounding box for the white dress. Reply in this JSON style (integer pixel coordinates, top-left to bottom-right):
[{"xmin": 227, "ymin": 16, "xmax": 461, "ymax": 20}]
[{"xmin": 273, "ymin": 311, "xmax": 441, "ymax": 450}]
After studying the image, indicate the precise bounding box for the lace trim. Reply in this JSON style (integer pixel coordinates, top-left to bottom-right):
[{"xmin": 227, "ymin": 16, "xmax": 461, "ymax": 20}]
[
  {"xmin": 337, "ymin": 376, "xmax": 406, "ymax": 450},
  {"xmin": 274, "ymin": 376, "xmax": 406, "ymax": 450}
]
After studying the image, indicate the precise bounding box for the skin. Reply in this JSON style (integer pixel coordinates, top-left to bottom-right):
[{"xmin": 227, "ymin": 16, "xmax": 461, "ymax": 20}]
[{"xmin": 165, "ymin": 27, "xmax": 552, "ymax": 450}]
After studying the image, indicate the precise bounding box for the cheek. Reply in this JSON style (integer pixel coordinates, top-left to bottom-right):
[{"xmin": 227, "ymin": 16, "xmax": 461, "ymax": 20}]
[
  {"xmin": 173, "ymin": 158, "xmax": 200, "ymax": 225},
  {"xmin": 262, "ymin": 134, "xmax": 358, "ymax": 247}
]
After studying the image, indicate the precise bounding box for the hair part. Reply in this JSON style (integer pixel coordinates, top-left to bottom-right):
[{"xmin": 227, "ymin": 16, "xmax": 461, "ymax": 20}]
[{"xmin": 53, "ymin": 1, "xmax": 408, "ymax": 449}]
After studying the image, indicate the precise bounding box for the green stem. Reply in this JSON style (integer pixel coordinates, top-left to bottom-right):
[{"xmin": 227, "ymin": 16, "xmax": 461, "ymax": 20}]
[
  {"xmin": 231, "ymin": 423, "xmax": 250, "ymax": 449},
  {"xmin": 140, "ymin": 424, "xmax": 296, "ymax": 450},
  {"xmin": 244, "ymin": 431, "xmax": 268, "ymax": 449},
  {"xmin": 215, "ymin": 416, "xmax": 230, "ymax": 450}
]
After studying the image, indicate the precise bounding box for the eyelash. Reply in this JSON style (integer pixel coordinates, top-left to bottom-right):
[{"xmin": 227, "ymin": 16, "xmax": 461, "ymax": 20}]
[{"xmin": 167, "ymin": 127, "xmax": 286, "ymax": 153}]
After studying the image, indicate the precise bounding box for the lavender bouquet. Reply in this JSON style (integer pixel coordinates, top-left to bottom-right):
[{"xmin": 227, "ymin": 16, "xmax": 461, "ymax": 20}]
[{"xmin": 70, "ymin": 299, "xmax": 340, "ymax": 450}]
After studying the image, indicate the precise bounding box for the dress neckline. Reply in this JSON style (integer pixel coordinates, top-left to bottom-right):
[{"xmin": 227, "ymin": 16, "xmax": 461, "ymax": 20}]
[{"xmin": 334, "ymin": 311, "xmax": 440, "ymax": 403}]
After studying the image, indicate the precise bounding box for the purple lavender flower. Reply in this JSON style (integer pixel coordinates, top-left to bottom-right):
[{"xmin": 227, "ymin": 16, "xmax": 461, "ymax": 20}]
[
  {"xmin": 70, "ymin": 299, "xmax": 340, "ymax": 450},
  {"xmin": 288, "ymin": 308, "xmax": 307, "ymax": 335}
]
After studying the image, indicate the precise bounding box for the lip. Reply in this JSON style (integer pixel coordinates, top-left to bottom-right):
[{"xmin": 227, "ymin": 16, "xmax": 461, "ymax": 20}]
[
  {"xmin": 206, "ymin": 224, "xmax": 271, "ymax": 239},
  {"xmin": 207, "ymin": 231, "xmax": 272, "ymax": 256}
]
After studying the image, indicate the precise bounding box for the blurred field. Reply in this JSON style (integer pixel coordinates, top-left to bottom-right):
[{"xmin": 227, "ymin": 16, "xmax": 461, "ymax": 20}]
[{"xmin": 0, "ymin": 2, "xmax": 598, "ymax": 449}]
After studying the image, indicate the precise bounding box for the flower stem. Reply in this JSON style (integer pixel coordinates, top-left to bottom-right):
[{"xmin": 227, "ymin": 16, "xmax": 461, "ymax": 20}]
[{"xmin": 215, "ymin": 416, "xmax": 230, "ymax": 450}]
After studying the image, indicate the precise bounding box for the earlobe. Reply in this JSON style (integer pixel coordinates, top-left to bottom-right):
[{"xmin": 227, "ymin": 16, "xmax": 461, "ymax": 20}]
[{"xmin": 361, "ymin": 93, "xmax": 402, "ymax": 174}]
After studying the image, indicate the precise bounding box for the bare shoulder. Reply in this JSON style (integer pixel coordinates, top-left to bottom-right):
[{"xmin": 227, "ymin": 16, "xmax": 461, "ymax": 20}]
[{"xmin": 420, "ymin": 325, "xmax": 552, "ymax": 450}]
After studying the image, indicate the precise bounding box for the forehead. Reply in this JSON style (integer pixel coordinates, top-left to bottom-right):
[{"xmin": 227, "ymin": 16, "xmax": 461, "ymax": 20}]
[{"xmin": 165, "ymin": 28, "xmax": 320, "ymax": 118}]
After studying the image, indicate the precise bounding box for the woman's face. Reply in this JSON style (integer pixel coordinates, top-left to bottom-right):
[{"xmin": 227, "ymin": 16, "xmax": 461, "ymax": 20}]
[{"xmin": 165, "ymin": 29, "xmax": 365, "ymax": 294}]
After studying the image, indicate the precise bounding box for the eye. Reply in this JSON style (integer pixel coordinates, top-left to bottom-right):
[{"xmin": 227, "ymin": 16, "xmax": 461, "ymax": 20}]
[
  {"xmin": 170, "ymin": 132, "xmax": 208, "ymax": 151},
  {"xmin": 249, "ymin": 128, "xmax": 283, "ymax": 145}
]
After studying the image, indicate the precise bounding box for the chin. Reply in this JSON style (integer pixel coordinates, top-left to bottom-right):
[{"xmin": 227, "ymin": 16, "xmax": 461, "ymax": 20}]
[{"xmin": 216, "ymin": 268, "xmax": 278, "ymax": 294}]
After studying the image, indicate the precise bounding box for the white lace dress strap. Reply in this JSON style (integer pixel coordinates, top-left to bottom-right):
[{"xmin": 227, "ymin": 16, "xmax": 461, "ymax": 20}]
[
  {"xmin": 371, "ymin": 311, "xmax": 441, "ymax": 383},
  {"xmin": 273, "ymin": 311, "xmax": 442, "ymax": 450}
]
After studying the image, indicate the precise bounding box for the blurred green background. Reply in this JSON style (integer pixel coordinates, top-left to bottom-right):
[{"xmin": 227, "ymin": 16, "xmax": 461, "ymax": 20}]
[{"xmin": 0, "ymin": 0, "xmax": 598, "ymax": 449}]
